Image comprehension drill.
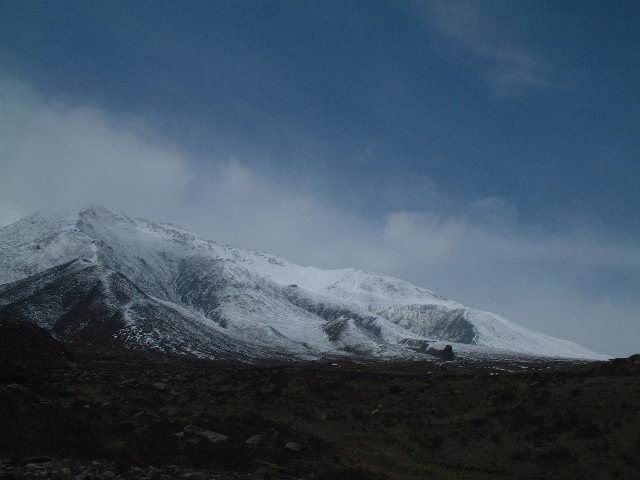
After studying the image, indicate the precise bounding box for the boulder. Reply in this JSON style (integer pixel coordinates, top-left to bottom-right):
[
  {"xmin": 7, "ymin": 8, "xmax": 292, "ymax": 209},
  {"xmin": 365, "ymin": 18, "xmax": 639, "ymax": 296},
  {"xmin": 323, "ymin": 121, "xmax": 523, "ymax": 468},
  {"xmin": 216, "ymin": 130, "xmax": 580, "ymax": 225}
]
[
  {"xmin": 183, "ymin": 424, "xmax": 203, "ymax": 435},
  {"xmin": 181, "ymin": 425, "xmax": 228, "ymax": 443},
  {"xmin": 427, "ymin": 345, "xmax": 455, "ymax": 361},
  {"xmin": 199, "ymin": 430, "xmax": 228, "ymax": 443},
  {"xmin": 441, "ymin": 345, "xmax": 455, "ymax": 361},
  {"xmin": 22, "ymin": 457, "xmax": 54, "ymax": 465},
  {"xmin": 245, "ymin": 434, "xmax": 263, "ymax": 446},
  {"xmin": 285, "ymin": 441, "xmax": 303, "ymax": 452}
]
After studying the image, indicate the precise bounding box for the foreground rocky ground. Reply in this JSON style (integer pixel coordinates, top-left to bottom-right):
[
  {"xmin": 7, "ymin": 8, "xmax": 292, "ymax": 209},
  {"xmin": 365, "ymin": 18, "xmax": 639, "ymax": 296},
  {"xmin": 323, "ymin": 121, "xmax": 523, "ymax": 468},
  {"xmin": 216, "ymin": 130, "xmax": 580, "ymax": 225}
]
[{"xmin": 0, "ymin": 319, "xmax": 639, "ymax": 480}]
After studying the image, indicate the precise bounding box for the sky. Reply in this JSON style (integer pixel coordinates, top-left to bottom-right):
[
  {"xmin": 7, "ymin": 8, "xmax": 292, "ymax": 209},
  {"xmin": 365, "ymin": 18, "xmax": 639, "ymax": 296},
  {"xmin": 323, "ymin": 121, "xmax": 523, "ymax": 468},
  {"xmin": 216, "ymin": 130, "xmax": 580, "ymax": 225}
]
[{"xmin": 0, "ymin": 0, "xmax": 638, "ymax": 356}]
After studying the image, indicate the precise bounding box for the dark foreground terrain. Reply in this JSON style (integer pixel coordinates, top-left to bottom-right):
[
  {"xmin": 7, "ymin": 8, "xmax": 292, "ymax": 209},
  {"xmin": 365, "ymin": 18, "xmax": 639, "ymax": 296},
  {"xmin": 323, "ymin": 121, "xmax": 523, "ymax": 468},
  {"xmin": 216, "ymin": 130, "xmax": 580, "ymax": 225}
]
[{"xmin": 0, "ymin": 319, "xmax": 639, "ymax": 480}]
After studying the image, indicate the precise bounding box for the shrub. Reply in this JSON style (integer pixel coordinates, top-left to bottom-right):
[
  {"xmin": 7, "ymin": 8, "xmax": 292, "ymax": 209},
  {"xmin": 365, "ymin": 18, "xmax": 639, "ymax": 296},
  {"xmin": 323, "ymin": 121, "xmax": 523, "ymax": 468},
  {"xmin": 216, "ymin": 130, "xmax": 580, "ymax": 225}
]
[{"xmin": 573, "ymin": 420, "xmax": 604, "ymax": 439}]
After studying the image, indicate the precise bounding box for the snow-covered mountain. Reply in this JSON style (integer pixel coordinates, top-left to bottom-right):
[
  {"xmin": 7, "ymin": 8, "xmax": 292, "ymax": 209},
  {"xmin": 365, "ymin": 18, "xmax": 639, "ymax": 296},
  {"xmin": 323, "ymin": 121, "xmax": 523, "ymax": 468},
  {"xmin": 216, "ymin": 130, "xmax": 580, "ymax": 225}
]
[{"xmin": 0, "ymin": 207, "xmax": 604, "ymax": 360}]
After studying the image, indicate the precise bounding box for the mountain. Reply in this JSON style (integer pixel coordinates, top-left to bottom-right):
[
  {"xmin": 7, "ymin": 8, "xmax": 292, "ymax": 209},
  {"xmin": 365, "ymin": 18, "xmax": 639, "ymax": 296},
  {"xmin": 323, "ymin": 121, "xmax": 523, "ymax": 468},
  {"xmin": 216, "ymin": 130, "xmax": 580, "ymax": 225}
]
[
  {"xmin": 0, "ymin": 258, "xmax": 275, "ymax": 360},
  {"xmin": 0, "ymin": 316, "xmax": 71, "ymax": 382},
  {"xmin": 0, "ymin": 206, "xmax": 604, "ymax": 360}
]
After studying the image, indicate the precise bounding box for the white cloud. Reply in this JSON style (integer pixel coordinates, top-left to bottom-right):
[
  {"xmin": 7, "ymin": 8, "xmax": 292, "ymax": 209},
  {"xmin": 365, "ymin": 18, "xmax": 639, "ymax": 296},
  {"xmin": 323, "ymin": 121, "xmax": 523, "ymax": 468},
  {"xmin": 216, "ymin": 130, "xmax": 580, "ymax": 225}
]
[
  {"xmin": 0, "ymin": 78, "xmax": 192, "ymax": 220},
  {"xmin": 1, "ymin": 78, "xmax": 638, "ymax": 356},
  {"xmin": 416, "ymin": 0, "xmax": 555, "ymax": 95}
]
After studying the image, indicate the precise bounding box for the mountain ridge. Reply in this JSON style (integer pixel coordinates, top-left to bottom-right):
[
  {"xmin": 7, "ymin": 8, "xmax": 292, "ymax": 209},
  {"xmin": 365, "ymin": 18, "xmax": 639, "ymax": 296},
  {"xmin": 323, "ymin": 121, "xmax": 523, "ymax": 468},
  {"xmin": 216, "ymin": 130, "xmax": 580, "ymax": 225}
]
[{"xmin": 0, "ymin": 206, "xmax": 605, "ymax": 360}]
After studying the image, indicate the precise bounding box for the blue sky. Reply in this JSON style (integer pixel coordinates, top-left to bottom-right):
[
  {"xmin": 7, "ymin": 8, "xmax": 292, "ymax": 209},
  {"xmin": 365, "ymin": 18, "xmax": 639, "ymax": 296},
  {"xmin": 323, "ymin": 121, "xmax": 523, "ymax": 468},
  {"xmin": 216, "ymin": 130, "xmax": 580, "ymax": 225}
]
[{"xmin": 1, "ymin": 1, "xmax": 639, "ymax": 355}]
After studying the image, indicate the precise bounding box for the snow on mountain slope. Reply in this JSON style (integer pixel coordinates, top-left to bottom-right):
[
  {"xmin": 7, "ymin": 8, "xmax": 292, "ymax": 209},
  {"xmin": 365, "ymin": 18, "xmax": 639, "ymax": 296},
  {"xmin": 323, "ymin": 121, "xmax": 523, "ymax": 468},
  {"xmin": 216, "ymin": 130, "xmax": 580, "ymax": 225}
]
[
  {"xmin": 215, "ymin": 240, "xmax": 604, "ymax": 359},
  {"xmin": 0, "ymin": 258, "xmax": 279, "ymax": 360},
  {"xmin": 0, "ymin": 207, "xmax": 604, "ymax": 360}
]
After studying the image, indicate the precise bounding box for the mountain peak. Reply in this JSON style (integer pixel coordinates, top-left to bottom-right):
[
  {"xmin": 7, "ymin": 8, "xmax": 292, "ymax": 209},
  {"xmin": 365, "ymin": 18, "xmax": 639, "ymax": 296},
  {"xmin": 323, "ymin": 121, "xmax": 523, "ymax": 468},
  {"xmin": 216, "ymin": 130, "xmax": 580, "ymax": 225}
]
[
  {"xmin": 76, "ymin": 205, "xmax": 115, "ymax": 217},
  {"xmin": 72, "ymin": 205, "xmax": 131, "ymax": 224}
]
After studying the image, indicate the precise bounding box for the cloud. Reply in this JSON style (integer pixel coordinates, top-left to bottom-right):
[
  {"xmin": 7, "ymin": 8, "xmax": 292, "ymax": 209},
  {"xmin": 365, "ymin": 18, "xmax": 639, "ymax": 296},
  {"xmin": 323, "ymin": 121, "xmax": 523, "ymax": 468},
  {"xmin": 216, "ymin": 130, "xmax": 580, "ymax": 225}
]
[
  {"xmin": 0, "ymin": 78, "xmax": 192, "ymax": 219},
  {"xmin": 416, "ymin": 0, "xmax": 555, "ymax": 95},
  {"xmin": 1, "ymin": 78, "xmax": 638, "ymax": 356}
]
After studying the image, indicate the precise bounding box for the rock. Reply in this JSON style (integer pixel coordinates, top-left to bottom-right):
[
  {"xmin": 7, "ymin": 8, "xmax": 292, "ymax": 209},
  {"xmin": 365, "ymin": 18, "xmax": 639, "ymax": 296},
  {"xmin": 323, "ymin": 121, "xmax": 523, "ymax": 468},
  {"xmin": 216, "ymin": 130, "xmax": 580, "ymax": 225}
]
[
  {"xmin": 25, "ymin": 461, "xmax": 53, "ymax": 469},
  {"xmin": 245, "ymin": 434, "xmax": 263, "ymax": 446},
  {"xmin": 159, "ymin": 405, "xmax": 180, "ymax": 416},
  {"xmin": 181, "ymin": 472, "xmax": 208, "ymax": 479},
  {"xmin": 153, "ymin": 382, "xmax": 168, "ymax": 391},
  {"xmin": 442, "ymin": 345, "xmax": 455, "ymax": 361},
  {"xmin": 22, "ymin": 456, "xmax": 54, "ymax": 465},
  {"xmin": 182, "ymin": 424, "xmax": 227, "ymax": 443},
  {"xmin": 133, "ymin": 411, "xmax": 154, "ymax": 424},
  {"xmin": 183, "ymin": 424, "xmax": 203, "ymax": 434},
  {"xmin": 285, "ymin": 441, "xmax": 303, "ymax": 452},
  {"xmin": 427, "ymin": 345, "xmax": 455, "ymax": 361},
  {"xmin": 199, "ymin": 430, "xmax": 228, "ymax": 443}
]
